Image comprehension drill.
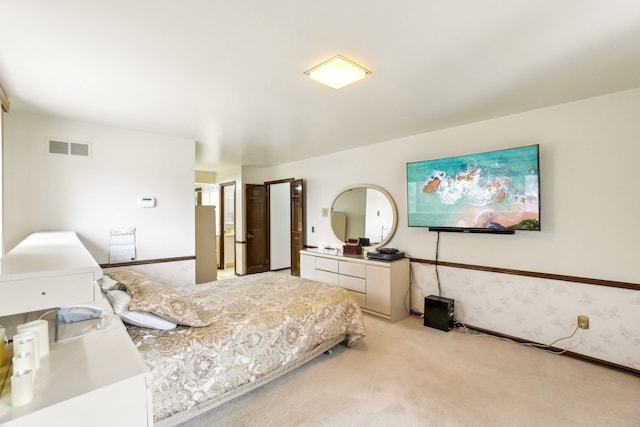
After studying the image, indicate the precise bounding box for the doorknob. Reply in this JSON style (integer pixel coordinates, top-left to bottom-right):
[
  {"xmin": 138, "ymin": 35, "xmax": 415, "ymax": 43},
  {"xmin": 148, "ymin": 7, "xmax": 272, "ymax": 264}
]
[{"xmin": 247, "ymin": 233, "xmax": 254, "ymax": 239}]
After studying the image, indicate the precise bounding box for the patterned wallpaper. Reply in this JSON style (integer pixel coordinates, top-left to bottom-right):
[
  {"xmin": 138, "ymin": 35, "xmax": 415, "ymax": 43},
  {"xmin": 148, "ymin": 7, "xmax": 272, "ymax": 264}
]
[
  {"xmin": 106, "ymin": 260, "xmax": 640, "ymax": 370},
  {"xmin": 410, "ymin": 262, "xmax": 640, "ymax": 370}
]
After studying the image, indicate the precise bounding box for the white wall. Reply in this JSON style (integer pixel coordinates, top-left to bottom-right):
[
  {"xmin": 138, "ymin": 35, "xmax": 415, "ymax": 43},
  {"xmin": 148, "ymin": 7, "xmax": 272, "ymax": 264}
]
[
  {"xmin": 245, "ymin": 88, "xmax": 640, "ymax": 370},
  {"xmin": 249, "ymin": 88, "xmax": 640, "ymax": 283},
  {"xmin": 3, "ymin": 113, "xmax": 195, "ymax": 267}
]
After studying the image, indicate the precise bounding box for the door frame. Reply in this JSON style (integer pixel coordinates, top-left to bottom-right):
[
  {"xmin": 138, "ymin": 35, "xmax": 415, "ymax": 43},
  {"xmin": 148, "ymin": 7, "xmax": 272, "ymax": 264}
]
[
  {"xmin": 218, "ymin": 181, "xmax": 236, "ymax": 271},
  {"xmin": 268, "ymin": 181, "xmax": 292, "ymax": 271},
  {"xmin": 244, "ymin": 178, "xmax": 305, "ymax": 275},
  {"xmin": 264, "ymin": 178, "xmax": 304, "ymax": 275},
  {"xmin": 245, "ymin": 183, "xmax": 270, "ymax": 274},
  {"xmin": 289, "ymin": 178, "xmax": 304, "ymax": 276}
]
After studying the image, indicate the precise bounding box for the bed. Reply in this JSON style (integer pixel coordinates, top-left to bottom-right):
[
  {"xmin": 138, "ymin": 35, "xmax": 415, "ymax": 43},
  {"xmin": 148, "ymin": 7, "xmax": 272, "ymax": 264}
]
[{"xmin": 103, "ymin": 270, "xmax": 365, "ymax": 426}]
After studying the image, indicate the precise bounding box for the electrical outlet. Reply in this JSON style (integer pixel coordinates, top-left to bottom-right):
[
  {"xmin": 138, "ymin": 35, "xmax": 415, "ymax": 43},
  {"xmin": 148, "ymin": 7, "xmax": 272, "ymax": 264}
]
[{"xmin": 578, "ymin": 315, "xmax": 589, "ymax": 329}]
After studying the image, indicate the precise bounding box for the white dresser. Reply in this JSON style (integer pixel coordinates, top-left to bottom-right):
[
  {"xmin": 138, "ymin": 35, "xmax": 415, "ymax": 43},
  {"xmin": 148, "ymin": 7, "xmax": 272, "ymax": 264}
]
[
  {"xmin": 0, "ymin": 231, "xmax": 152, "ymax": 426},
  {"xmin": 300, "ymin": 249, "xmax": 410, "ymax": 321}
]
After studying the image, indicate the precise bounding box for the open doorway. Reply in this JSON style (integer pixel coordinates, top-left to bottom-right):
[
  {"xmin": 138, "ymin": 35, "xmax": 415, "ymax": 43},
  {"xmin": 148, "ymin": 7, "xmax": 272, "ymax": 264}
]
[
  {"xmin": 245, "ymin": 179, "xmax": 304, "ymax": 276},
  {"xmin": 219, "ymin": 182, "xmax": 236, "ymax": 278}
]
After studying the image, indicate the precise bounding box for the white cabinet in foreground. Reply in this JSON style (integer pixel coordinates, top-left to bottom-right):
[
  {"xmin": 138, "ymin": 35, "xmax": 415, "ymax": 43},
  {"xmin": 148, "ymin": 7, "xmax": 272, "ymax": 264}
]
[{"xmin": 300, "ymin": 249, "xmax": 410, "ymax": 321}]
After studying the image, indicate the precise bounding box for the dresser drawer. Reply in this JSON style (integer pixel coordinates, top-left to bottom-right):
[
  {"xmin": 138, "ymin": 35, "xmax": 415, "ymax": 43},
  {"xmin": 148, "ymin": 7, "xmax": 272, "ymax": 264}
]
[
  {"xmin": 339, "ymin": 261, "xmax": 366, "ymax": 278},
  {"xmin": 315, "ymin": 257, "xmax": 339, "ymax": 273},
  {"xmin": 339, "ymin": 274, "xmax": 366, "ymax": 293},
  {"xmin": 299, "ymin": 254, "xmax": 316, "ymax": 280},
  {"xmin": 315, "ymin": 269, "xmax": 339, "ymax": 286},
  {"xmin": 0, "ymin": 273, "xmax": 96, "ymax": 317}
]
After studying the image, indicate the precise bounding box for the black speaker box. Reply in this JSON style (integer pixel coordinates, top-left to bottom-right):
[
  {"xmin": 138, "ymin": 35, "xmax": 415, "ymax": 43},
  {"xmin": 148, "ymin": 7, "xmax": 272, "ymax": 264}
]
[{"xmin": 424, "ymin": 295, "xmax": 454, "ymax": 332}]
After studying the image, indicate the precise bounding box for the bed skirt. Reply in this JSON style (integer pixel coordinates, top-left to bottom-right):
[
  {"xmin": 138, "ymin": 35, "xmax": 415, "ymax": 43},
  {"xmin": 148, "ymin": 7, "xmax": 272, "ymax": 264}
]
[{"xmin": 156, "ymin": 334, "xmax": 347, "ymax": 426}]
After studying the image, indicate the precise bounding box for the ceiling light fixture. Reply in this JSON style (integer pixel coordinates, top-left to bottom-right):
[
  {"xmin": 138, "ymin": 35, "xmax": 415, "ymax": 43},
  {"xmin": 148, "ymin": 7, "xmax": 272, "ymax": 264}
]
[{"xmin": 305, "ymin": 55, "xmax": 370, "ymax": 90}]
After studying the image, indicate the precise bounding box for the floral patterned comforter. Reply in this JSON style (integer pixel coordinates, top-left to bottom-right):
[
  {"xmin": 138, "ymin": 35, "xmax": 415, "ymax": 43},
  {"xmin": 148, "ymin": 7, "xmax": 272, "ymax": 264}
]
[{"xmin": 124, "ymin": 272, "xmax": 365, "ymax": 422}]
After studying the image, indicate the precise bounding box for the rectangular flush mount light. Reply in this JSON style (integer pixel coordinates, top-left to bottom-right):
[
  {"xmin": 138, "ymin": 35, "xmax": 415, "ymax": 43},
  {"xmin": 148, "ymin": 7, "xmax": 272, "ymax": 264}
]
[{"xmin": 305, "ymin": 55, "xmax": 370, "ymax": 89}]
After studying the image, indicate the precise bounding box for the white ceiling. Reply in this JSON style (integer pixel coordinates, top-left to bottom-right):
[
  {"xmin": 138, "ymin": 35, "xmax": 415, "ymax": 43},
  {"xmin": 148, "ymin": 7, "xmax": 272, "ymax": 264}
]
[{"xmin": 1, "ymin": 1, "xmax": 639, "ymax": 171}]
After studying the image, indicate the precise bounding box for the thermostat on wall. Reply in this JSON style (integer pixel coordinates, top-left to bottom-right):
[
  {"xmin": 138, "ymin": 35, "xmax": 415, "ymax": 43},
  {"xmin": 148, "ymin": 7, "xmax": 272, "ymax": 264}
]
[{"xmin": 138, "ymin": 197, "xmax": 156, "ymax": 208}]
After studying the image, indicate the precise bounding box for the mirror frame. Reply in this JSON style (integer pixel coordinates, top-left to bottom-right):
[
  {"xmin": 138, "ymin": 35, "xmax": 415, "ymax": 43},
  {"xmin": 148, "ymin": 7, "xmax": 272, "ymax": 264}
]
[{"xmin": 329, "ymin": 184, "xmax": 398, "ymax": 250}]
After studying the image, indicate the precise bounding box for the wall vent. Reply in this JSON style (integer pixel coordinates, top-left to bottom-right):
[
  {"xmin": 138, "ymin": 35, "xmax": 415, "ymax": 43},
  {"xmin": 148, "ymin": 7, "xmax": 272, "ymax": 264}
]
[
  {"xmin": 49, "ymin": 140, "xmax": 69, "ymax": 155},
  {"xmin": 48, "ymin": 139, "xmax": 91, "ymax": 158},
  {"xmin": 70, "ymin": 142, "xmax": 90, "ymax": 157}
]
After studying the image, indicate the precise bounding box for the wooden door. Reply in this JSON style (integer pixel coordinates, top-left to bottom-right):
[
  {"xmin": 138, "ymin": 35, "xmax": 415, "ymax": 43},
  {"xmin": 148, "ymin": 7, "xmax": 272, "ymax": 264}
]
[
  {"xmin": 245, "ymin": 184, "xmax": 269, "ymax": 274},
  {"xmin": 290, "ymin": 179, "xmax": 304, "ymax": 276}
]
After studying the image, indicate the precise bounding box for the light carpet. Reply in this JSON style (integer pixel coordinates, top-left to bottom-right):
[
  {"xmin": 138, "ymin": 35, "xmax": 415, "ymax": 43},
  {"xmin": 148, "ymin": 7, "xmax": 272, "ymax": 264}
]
[{"xmin": 176, "ymin": 314, "xmax": 640, "ymax": 427}]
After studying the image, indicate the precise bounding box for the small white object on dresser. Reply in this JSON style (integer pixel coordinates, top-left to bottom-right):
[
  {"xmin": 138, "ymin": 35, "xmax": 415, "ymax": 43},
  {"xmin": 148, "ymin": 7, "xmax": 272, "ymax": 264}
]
[{"xmin": 300, "ymin": 249, "xmax": 410, "ymax": 321}]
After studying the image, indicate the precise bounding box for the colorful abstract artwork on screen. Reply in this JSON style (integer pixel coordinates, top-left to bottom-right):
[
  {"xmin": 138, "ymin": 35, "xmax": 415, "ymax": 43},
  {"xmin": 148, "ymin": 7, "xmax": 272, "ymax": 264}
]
[{"xmin": 407, "ymin": 145, "xmax": 540, "ymax": 231}]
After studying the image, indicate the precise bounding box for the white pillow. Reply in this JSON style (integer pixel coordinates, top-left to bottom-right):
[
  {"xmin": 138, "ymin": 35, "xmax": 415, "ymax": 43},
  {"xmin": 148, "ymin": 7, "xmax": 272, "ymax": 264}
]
[
  {"xmin": 97, "ymin": 275, "xmax": 120, "ymax": 292},
  {"xmin": 106, "ymin": 290, "xmax": 177, "ymax": 330}
]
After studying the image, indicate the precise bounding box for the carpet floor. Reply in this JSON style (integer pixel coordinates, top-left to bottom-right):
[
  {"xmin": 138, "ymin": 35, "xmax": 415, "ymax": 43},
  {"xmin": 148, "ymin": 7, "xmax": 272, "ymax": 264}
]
[{"xmin": 176, "ymin": 314, "xmax": 640, "ymax": 427}]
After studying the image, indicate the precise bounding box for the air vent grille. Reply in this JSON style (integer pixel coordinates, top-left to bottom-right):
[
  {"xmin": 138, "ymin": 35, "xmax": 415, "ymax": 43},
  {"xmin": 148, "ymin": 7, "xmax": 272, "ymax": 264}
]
[
  {"xmin": 49, "ymin": 140, "xmax": 69, "ymax": 155},
  {"xmin": 48, "ymin": 139, "xmax": 91, "ymax": 158},
  {"xmin": 70, "ymin": 142, "xmax": 89, "ymax": 157}
]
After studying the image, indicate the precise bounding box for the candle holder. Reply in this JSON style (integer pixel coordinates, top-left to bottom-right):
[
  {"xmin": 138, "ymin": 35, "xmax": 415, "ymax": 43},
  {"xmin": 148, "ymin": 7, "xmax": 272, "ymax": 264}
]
[
  {"xmin": 13, "ymin": 352, "xmax": 36, "ymax": 374},
  {"xmin": 12, "ymin": 332, "xmax": 40, "ymax": 369},
  {"xmin": 17, "ymin": 319, "xmax": 49, "ymax": 357},
  {"xmin": 11, "ymin": 369, "xmax": 35, "ymax": 406}
]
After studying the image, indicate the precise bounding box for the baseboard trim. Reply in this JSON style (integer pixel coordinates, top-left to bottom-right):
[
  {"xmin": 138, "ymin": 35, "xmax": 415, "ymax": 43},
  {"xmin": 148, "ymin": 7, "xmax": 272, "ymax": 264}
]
[
  {"xmin": 409, "ymin": 258, "xmax": 639, "ymax": 291},
  {"xmin": 463, "ymin": 323, "xmax": 640, "ymax": 377},
  {"xmin": 100, "ymin": 255, "xmax": 195, "ymax": 269}
]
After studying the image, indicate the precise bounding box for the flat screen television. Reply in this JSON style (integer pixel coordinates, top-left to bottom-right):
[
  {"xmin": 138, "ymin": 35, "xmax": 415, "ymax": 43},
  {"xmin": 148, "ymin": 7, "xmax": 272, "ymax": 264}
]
[{"xmin": 407, "ymin": 145, "xmax": 540, "ymax": 233}]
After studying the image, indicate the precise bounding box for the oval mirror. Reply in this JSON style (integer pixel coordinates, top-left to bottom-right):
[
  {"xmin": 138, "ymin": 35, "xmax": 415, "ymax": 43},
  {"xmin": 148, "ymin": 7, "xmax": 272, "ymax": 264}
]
[{"xmin": 330, "ymin": 184, "xmax": 398, "ymax": 250}]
